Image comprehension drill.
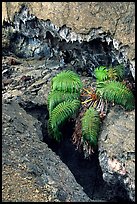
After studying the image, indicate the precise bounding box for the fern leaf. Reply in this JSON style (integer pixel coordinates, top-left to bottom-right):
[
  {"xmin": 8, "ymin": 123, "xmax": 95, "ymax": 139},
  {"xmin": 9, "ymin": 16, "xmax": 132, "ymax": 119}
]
[
  {"xmin": 94, "ymin": 66, "xmax": 108, "ymax": 81},
  {"xmin": 48, "ymin": 119, "xmax": 63, "ymax": 141},
  {"xmin": 82, "ymin": 107, "xmax": 100, "ymax": 147},
  {"xmin": 48, "ymin": 91, "xmax": 80, "ymax": 115},
  {"xmin": 108, "ymin": 67, "xmax": 117, "ymax": 80},
  {"xmin": 114, "ymin": 64, "xmax": 125, "ymax": 80},
  {"xmin": 51, "ymin": 70, "xmax": 83, "ymax": 93},
  {"xmin": 48, "ymin": 100, "xmax": 80, "ymax": 141},
  {"xmin": 96, "ymin": 80, "xmax": 135, "ymax": 110}
]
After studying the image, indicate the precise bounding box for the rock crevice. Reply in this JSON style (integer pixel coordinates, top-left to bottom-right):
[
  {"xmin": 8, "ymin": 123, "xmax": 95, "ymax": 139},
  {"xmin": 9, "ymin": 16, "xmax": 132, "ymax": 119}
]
[{"xmin": 2, "ymin": 3, "xmax": 135, "ymax": 202}]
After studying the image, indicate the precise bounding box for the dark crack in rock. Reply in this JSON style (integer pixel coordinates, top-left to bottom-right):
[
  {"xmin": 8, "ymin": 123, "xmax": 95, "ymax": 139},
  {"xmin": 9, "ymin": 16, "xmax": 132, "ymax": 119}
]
[
  {"xmin": 2, "ymin": 56, "xmax": 134, "ymax": 202},
  {"xmin": 2, "ymin": 4, "xmax": 135, "ymax": 202},
  {"xmin": 2, "ymin": 100, "xmax": 93, "ymax": 202}
]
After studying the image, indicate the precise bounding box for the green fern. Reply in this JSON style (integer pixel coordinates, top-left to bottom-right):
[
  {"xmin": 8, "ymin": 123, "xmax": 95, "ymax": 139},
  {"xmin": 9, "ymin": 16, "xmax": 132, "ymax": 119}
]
[
  {"xmin": 47, "ymin": 68, "xmax": 134, "ymax": 157},
  {"xmin": 96, "ymin": 80, "xmax": 134, "ymax": 110},
  {"xmin": 94, "ymin": 64, "xmax": 125, "ymax": 82},
  {"xmin": 51, "ymin": 70, "xmax": 83, "ymax": 93},
  {"xmin": 48, "ymin": 119, "xmax": 63, "ymax": 141},
  {"xmin": 48, "ymin": 91, "xmax": 80, "ymax": 116},
  {"xmin": 108, "ymin": 67, "xmax": 117, "ymax": 80},
  {"xmin": 82, "ymin": 107, "xmax": 100, "ymax": 147},
  {"xmin": 114, "ymin": 64, "xmax": 125, "ymax": 80},
  {"xmin": 48, "ymin": 100, "xmax": 80, "ymax": 141},
  {"xmin": 94, "ymin": 66, "xmax": 108, "ymax": 81}
]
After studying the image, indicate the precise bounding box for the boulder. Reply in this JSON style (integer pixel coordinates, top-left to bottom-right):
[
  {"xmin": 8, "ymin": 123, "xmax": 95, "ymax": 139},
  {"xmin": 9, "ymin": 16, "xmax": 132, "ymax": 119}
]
[
  {"xmin": 98, "ymin": 106, "xmax": 135, "ymax": 201},
  {"xmin": 2, "ymin": 100, "xmax": 92, "ymax": 202}
]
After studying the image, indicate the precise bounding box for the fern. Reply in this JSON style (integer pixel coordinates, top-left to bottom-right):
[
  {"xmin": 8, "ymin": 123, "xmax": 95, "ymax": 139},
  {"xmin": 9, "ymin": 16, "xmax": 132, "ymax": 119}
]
[
  {"xmin": 82, "ymin": 107, "xmax": 100, "ymax": 147},
  {"xmin": 48, "ymin": 90, "xmax": 80, "ymax": 116},
  {"xmin": 51, "ymin": 70, "xmax": 83, "ymax": 93},
  {"xmin": 94, "ymin": 66, "xmax": 108, "ymax": 81},
  {"xmin": 114, "ymin": 64, "xmax": 125, "ymax": 80},
  {"xmin": 48, "ymin": 119, "xmax": 63, "ymax": 141},
  {"xmin": 96, "ymin": 80, "xmax": 134, "ymax": 110},
  {"xmin": 108, "ymin": 67, "xmax": 117, "ymax": 80},
  {"xmin": 47, "ymin": 68, "xmax": 134, "ymax": 157},
  {"xmin": 94, "ymin": 64, "xmax": 125, "ymax": 82},
  {"xmin": 48, "ymin": 100, "xmax": 80, "ymax": 141}
]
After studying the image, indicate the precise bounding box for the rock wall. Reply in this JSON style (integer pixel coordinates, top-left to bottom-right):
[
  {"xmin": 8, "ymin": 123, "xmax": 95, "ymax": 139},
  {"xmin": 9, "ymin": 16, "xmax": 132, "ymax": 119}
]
[
  {"xmin": 2, "ymin": 2, "xmax": 135, "ymax": 62},
  {"xmin": 2, "ymin": 53, "xmax": 135, "ymax": 201},
  {"xmin": 2, "ymin": 100, "xmax": 92, "ymax": 202},
  {"xmin": 98, "ymin": 106, "xmax": 135, "ymax": 202},
  {"xmin": 2, "ymin": 2, "xmax": 135, "ymax": 202}
]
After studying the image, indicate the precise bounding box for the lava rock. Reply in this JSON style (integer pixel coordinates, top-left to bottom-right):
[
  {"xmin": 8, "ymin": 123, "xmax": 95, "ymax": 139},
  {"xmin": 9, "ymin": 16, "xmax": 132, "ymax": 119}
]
[
  {"xmin": 2, "ymin": 48, "xmax": 135, "ymax": 202},
  {"xmin": 2, "ymin": 100, "xmax": 92, "ymax": 202},
  {"xmin": 98, "ymin": 105, "xmax": 135, "ymax": 202},
  {"xmin": 3, "ymin": 5, "xmax": 134, "ymax": 80}
]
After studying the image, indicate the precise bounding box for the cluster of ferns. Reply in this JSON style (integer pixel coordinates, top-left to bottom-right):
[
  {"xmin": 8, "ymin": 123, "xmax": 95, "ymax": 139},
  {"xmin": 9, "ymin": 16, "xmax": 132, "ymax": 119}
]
[{"xmin": 47, "ymin": 64, "xmax": 134, "ymax": 158}]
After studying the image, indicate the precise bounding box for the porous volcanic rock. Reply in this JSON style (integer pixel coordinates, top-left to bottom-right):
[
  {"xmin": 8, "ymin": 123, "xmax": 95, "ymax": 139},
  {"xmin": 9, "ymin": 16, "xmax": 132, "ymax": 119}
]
[
  {"xmin": 2, "ymin": 55, "xmax": 135, "ymax": 202},
  {"xmin": 2, "ymin": 3, "xmax": 135, "ymax": 79},
  {"xmin": 98, "ymin": 105, "xmax": 135, "ymax": 202},
  {"xmin": 2, "ymin": 100, "xmax": 92, "ymax": 202},
  {"xmin": 2, "ymin": 3, "xmax": 135, "ymax": 200}
]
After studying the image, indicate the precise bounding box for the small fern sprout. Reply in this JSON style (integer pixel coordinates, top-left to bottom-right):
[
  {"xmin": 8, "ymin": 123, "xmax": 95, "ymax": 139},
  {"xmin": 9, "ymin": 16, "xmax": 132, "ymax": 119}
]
[
  {"xmin": 107, "ymin": 67, "xmax": 117, "ymax": 80},
  {"xmin": 94, "ymin": 66, "xmax": 108, "ymax": 82},
  {"xmin": 114, "ymin": 64, "xmax": 125, "ymax": 80},
  {"xmin": 94, "ymin": 64, "xmax": 125, "ymax": 82}
]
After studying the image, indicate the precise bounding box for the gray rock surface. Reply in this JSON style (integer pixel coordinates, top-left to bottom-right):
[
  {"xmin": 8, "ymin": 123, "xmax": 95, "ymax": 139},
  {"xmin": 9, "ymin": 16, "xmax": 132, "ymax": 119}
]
[
  {"xmin": 2, "ymin": 2, "xmax": 135, "ymax": 79},
  {"xmin": 2, "ymin": 100, "xmax": 92, "ymax": 202},
  {"xmin": 98, "ymin": 106, "xmax": 135, "ymax": 202},
  {"xmin": 2, "ymin": 2, "xmax": 135, "ymax": 202},
  {"xmin": 2, "ymin": 55, "xmax": 135, "ymax": 202},
  {"xmin": 2, "ymin": 57, "xmax": 103, "ymax": 202},
  {"xmin": 2, "ymin": 5, "xmax": 134, "ymax": 81}
]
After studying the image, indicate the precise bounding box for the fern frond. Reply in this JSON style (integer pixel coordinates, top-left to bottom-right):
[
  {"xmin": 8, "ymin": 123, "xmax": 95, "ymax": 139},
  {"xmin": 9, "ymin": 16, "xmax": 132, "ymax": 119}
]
[
  {"xmin": 48, "ymin": 91, "xmax": 80, "ymax": 115},
  {"xmin": 108, "ymin": 67, "xmax": 117, "ymax": 80},
  {"xmin": 48, "ymin": 100, "xmax": 80, "ymax": 141},
  {"xmin": 82, "ymin": 107, "xmax": 100, "ymax": 147},
  {"xmin": 96, "ymin": 80, "xmax": 135, "ymax": 110},
  {"xmin": 114, "ymin": 64, "xmax": 125, "ymax": 80},
  {"xmin": 48, "ymin": 119, "xmax": 63, "ymax": 141},
  {"xmin": 94, "ymin": 66, "xmax": 108, "ymax": 81},
  {"xmin": 51, "ymin": 70, "xmax": 83, "ymax": 93}
]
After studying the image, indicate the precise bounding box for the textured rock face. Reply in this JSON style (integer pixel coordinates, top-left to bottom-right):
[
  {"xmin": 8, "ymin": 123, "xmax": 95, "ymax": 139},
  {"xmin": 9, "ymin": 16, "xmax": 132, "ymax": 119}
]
[
  {"xmin": 98, "ymin": 106, "xmax": 135, "ymax": 201},
  {"xmin": 2, "ymin": 2, "xmax": 135, "ymax": 58},
  {"xmin": 2, "ymin": 55, "xmax": 135, "ymax": 202},
  {"xmin": 1, "ymin": 55, "xmax": 118, "ymax": 201},
  {"xmin": 2, "ymin": 2, "xmax": 135, "ymax": 202},
  {"xmin": 2, "ymin": 100, "xmax": 92, "ymax": 202},
  {"xmin": 2, "ymin": 5, "xmax": 135, "ymax": 82}
]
